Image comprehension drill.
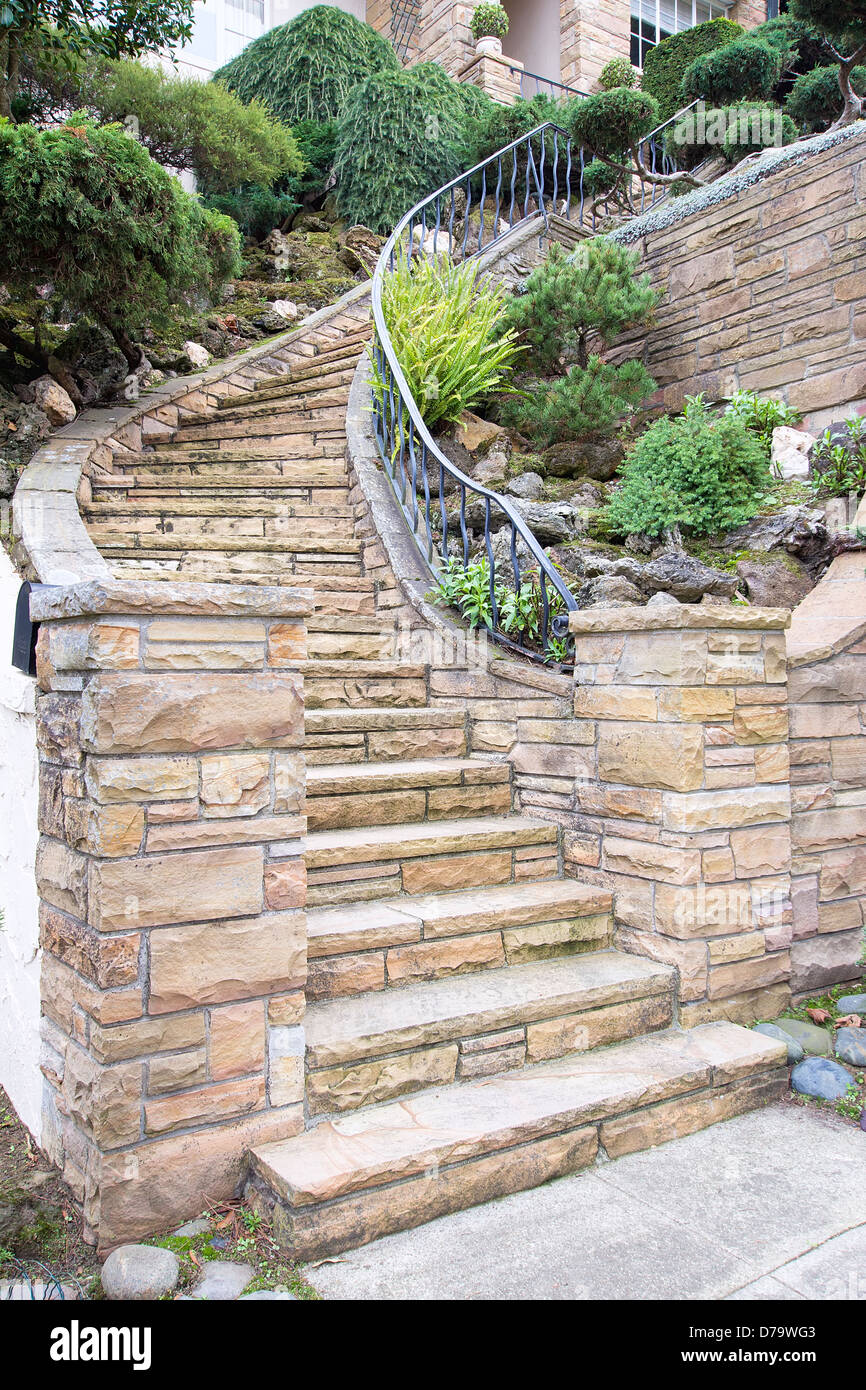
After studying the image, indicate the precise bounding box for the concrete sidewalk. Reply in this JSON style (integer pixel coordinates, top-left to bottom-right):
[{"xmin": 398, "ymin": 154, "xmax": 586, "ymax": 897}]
[{"xmin": 306, "ymin": 1105, "xmax": 866, "ymax": 1300}]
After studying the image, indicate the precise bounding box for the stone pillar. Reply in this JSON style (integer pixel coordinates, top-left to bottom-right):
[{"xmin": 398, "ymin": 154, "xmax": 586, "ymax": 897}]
[
  {"xmin": 561, "ymin": 0, "xmax": 631, "ymax": 91},
  {"xmin": 567, "ymin": 606, "xmax": 793, "ymax": 1026},
  {"xmin": 31, "ymin": 579, "xmax": 310, "ymax": 1249},
  {"xmin": 458, "ymin": 53, "xmax": 524, "ymax": 105}
]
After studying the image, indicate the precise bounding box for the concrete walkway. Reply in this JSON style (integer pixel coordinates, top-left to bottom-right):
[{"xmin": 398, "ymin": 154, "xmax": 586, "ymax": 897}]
[{"xmin": 307, "ymin": 1105, "xmax": 866, "ymax": 1300}]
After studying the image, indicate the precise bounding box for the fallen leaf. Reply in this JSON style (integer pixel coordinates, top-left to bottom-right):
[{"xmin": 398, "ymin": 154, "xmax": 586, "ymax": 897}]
[
  {"xmin": 836, "ymin": 1014, "xmax": 862, "ymax": 1028},
  {"xmin": 215, "ymin": 1214, "xmax": 233, "ymax": 1230},
  {"xmin": 189, "ymin": 1251, "xmax": 202, "ymax": 1268},
  {"xmin": 807, "ymin": 1007, "xmax": 831, "ymax": 1024}
]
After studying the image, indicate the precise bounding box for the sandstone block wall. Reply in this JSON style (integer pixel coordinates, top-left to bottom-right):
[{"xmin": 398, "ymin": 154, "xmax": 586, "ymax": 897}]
[
  {"xmin": 616, "ymin": 129, "xmax": 866, "ymax": 430},
  {"xmin": 554, "ymin": 607, "xmax": 795, "ymax": 1027},
  {"xmin": 31, "ymin": 580, "xmax": 311, "ymax": 1248}
]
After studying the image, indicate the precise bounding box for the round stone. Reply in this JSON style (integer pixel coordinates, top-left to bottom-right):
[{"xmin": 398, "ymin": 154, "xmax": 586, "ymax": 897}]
[
  {"xmin": 190, "ymin": 1261, "xmax": 254, "ymax": 1301},
  {"xmin": 791, "ymin": 1056, "xmax": 854, "ymax": 1102},
  {"xmin": 753, "ymin": 1022, "xmax": 804, "ymax": 1064},
  {"xmin": 172, "ymin": 1218, "xmax": 211, "ymax": 1238},
  {"xmin": 835, "ymin": 1027, "xmax": 866, "ymax": 1067},
  {"xmin": 101, "ymin": 1244, "xmax": 180, "ymax": 1301},
  {"xmin": 238, "ymin": 1290, "xmax": 298, "ymax": 1300},
  {"xmin": 836, "ymin": 993, "xmax": 866, "ymax": 1015},
  {"xmin": 770, "ymin": 1017, "xmax": 832, "ymax": 1057}
]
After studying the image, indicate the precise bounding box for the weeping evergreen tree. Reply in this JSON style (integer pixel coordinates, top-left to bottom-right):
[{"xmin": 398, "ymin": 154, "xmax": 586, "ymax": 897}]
[
  {"xmin": 333, "ymin": 67, "xmax": 473, "ymax": 233},
  {"xmin": 214, "ymin": 4, "xmax": 398, "ymax": 125}
]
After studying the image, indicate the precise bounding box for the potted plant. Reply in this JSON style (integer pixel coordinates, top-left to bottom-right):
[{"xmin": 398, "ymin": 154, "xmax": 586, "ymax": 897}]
[{"xmin": 470, "ymin": 2, "xmax": 509, "ymax": 58}]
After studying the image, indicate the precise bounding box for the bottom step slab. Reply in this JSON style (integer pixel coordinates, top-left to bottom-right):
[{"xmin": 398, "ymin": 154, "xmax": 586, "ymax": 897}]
[{"xmin": 245, "ymin": 1024, "xmax": 787, "ymax": 1259}]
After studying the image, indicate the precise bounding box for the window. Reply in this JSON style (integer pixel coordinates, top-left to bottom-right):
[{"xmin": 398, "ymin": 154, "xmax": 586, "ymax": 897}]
[{"xmin": 630, "ymin": 0, "xmax": 735, "ymax": 68}]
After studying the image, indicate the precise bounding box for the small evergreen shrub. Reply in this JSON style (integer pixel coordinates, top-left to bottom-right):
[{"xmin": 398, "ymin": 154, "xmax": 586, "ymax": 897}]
[
  {"xmin": 720, "ymin": 102, "xmax": 798, "ymax": 161},
  {"xmin": 641, "ymin": 17, "xmax": 744, "ymax": 121},
  {"xmin": 285, "ymin": 119, "xmax": 338, "ymax": 203},
  {"xmin": 203, "ymin": 185, "xmax": 299, "ymax": 240},
  {"xmin": 371, "ymin": 256, "xmax": 521, "ymax": 429},
  {"xmin": 333, "ymin": 67, "xmax": 472, "ymax": 233},
  {"xmin": 786, "ymin": 64, "xmax": 866, "ymax": 131},
  {"xmin": 568, "ymin": 88, "xmax": 659, "ymax": 159},
  {"xmin": 606, "ymin": 397, "xmax": 770, "ymax": 538},
  {"xmin": 215, "ymin": 5, "xmax": 398, "ymax": 125},
  {"xmin": 681, "ymin": 39, "xmax": 782, "ymax": 107},
  {"xmin": 470, "ymin": 3, "xmax": 509, "ymax": 40},
  {"xmin": 499, "ymin": 240, "xmax": 659, "ymax": 376},
  {"xmin": 599, "ymin": 58, "xmax": 638, "ymax": 91},
  {"xmin": 503, "ymin": 356, "xmax": 655, "ymax": 446}
]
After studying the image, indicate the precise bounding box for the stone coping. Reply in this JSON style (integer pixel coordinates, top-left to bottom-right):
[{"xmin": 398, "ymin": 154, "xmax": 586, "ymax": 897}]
[
  {"xmin": 569, "ymin": 606, "xmax": 791, "ymax": 634},
  {"xmin": 786, "ymin": 496, "xmax": 866, "ymax": 667},
  {"xmin": 29, "ymin": 578, "xmax": 314, "ymax": 623},
  {"xmin": 12, "ymin": 280, "xmax": 373, "ymax": 587}
]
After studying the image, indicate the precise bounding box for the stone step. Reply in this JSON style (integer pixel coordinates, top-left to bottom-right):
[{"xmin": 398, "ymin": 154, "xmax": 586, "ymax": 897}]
[
  {"xmin": 244, "ymin": 1024, "xmax": 788, "ymax": 1259},
  {"xmin": 302, "ymin": 953, "xmax": 673, "ymax": 1104},
  {"xmin": 303, "ymin": 662, "xmax": 429, "ymax": 711},
  {"xmin": 85, "ymin": 513, "xmax": 353, "ymax": 546},
  {"xmin": 304, "ymin": 706, "xmax": 468, "ymax": 765},
  {"xmin": 108, "ymin": 565, "xmax": 377, "ymax": 612},
  {"xmin": 151, "ymin": 418, "xmax": 347, "ymax": 449},
  {"xmin": 304, "ymin": 756, "xmax": 512, "ymax": 831},
  {"xmin": 255, "ymin": 347, "xmax": 367, "ymax": 390},
  {"xmin": 215, "ymin": 368, "xmax": 356, "ymax": 414},
  {"xmin": 89, "ymin": 532, "xmax": 362, "ymax": 557},
  {"xmin": 305, "ymin": 878, "xmax": 612, "ymax": 998},
  {"xmin": 301, "ymin": 814, "xmax": 559, "ymax": 905},
  {"xmin": 171, "ymin": 398, "xmax": 350, "ymax": 442},
  {"xmin": 88, "ymin": 498, "xmax": 354, "ymax": 522},
  {"xmin": 111, "ymin": 458, "xmax": 347, "ymax": 483}
]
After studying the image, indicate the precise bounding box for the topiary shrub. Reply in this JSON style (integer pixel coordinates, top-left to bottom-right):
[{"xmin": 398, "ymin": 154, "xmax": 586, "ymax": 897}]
[
  {"xmin": 786, "ymin": 63, "xmax": 866, "ymax": 130},
  {"xmin": 599, "ymin": 57, "xmax": 638, "ymax": 91},
  {"xmin": 681, "ymin": 38, "xmax": 783, "ymax": 106},
  {"xmin": 215, "ymin": 4, "xmax": 398, "ymax": 125},
  {"xmin": 719, "ymin": 102, "xmax": 798, "ymax": 161},
  {"xmin": 568, "ymin": 87, "xmax": 659, "ymax": 156},
  {"xmin": 333, "ymin": 67, "xmax": 473, "ymax": 233},
  {"xmin": 606, "ymin": 397, "xmax": 770, "ymax": 539},
  {"xmin": 499, "ymin": 240, "xmax": 658, "ymax": 376},
  {"xmin": 641, "ymin": 16, "xmax": 744, "ymax": 122},
  {"xmin": 470, "ymin": 2, "xmax": 509, "ymax": 41}
]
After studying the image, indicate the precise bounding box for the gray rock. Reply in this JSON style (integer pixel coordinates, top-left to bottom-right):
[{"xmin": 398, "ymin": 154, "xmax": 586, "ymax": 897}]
[
  {"xmin": 543, "ymin": 437, "xmax": 625, "ymax": 481},
  {"xmin": 835, "ymin": 1027, "xmax": 866, "ymax": 1067},
  {"xmin": 753, "ymin": 1022, "xmax": 804, "ymax": 1064},
  {"xmin": 791, "ymin": 1056, "xmax": 854, "ymax": 1101},
  {"xmin": 101, "ymin": 1244, "xmax": 181, "ymax": 1301},
  {"xmin": 190, "ymin": 1260, "xmax": 254, "ymax": 1301},
  {"xmin": 172, "ymin": 1218, "xmax": 211, "ymax": 1238},
  {"xmin": 578, "ymin": 574, "xmax": 645, "ymax": 607},
  {"xmin": 238, "ymin": 1289, "xmax": 298, "ymax": 1300},
  {"xmin": 505, "ymin": 471, "xmax": 545, "ymax": 500},
  {"xmin": 612, "ymin": 547, "xmax": 739, "ymax": 602},
  {"xmin": 0, "ymin": 460, "xmax": 17, "ymax": 498},
  {"xmin": 770, "ymin": 1017, "xmax": 832, "ymax": 1057},
  {"xmin": 836, "ymin": 993, "xmax": 866, "ymax": 1014},
  {"xmin": 646, "ymin": 590, "xmax": 680, "ymax": 608},
  {"xmin": 570, "ymin": 481, "xmax": 603, "ymax": 508},
  {"xmin": 736, "ymin": 556, "xmax": 812, "ymax": 608},
  {"xmin": 458, "ymin": 497, "xmax": 584, "ymax": 545},
  {"xmin": 0, "ymin": 1279, "xmax": 79, "ymax": 1301},
  {"xmin": 726, "ymin": 505, "xmax": 858, "ymax": 579}
]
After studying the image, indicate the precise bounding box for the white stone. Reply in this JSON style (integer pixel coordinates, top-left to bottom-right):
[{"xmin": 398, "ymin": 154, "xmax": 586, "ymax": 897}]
[
  {"xmin": 31, "ymin": 375, "xmax": 76, "ymax": 426},
  {"xmin": 271, "ymin": 299, "xmax": 298, "ymax": 322},
  {"xmin": 0, "ymin": 546, "xmax": 40, "ymax": 1140},
  {"xmin": 182, "ymin": 341, "xmax": 211, "ymax": 370},
  {"xmin": 771, "ymin": 426, "xmax": 815, "ymax": 481}
]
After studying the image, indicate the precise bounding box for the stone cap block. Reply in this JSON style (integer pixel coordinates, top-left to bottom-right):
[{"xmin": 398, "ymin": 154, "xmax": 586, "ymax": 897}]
[
  {"xmin": 31, "ymin": 580, "xmax": 314, "ymax": 623},
  {"xmin": 569, "ymin": 606, "xmax": 791, "ymax": 635}
]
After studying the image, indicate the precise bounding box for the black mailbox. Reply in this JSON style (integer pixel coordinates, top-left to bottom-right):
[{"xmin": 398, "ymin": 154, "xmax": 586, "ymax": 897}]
[{"xmin": 11, "ymin": 581, "xmax": 38, "ymax": 677}]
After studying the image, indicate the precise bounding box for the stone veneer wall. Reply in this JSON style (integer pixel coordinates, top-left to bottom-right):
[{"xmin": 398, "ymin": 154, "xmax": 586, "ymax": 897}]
[
  {"xmin": 32, "ymin": 580, "xmax": 310, "ymax": 1248},
  {"xmin": 613, "ymin": 126, "xmax": 866, "ymax": 428}
]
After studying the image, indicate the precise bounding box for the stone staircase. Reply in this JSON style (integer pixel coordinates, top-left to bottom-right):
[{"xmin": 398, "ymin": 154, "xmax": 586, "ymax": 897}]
[{"xmin": 81, "ymin": 303, "xmax": 787, "ymax": 1259}]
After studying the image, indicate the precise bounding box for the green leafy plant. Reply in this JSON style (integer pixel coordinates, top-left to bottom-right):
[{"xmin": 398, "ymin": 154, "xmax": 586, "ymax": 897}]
[
  {"xmin": 681, "ymin": 38, "xmax": 783, "ymax": 106},
  {"xmin": 371, "ymin": 255, "xmax": 521, "ymax": 430},
  {"xmin": 500, "ymin": 240, "xmax": 659, "ymax": 376},
  {"xmin": 215, "ymin": 4, "xmax": 398, "ymax": 125},
  {"xmin": 434, "ymin": 556, "xmax": 496, "ymax": 630},
  {"xmin": 786, "ymin": 63, "xmax": 866, "ymax": 130},
  {"xmin": 836, "ymin": 1079, "xmax": 865, "ymax": 1120},
  {"xmin": 470, "ymin": 2, "xmax": 509, "ymax": 41},
  {"xmin": 0, "ymin": 117, "xmax": 242, "ymax": 393},
  {"xmin": 809, "ymin": 417, "xmax": 866, "ymax": 496},
  {"xmin": 724, "ymin": 389, "xmax": 802, "ymax": 460},
  {"xmin": 599, "ymin": 57, "xmax": 638, "ymax": 91},
  {"xmin": 285, "ymin": 119, "xmax": 338, "ymax": 205},
  {"xmin": 333, "ymin": 66, "xmax": 473, "ymax": 233},
  {"xmin": 432, "ymin": 555, "xmax": 568, "ymax": 657},
  {"xmin": 504, "ymin": 356, "xmax": 655, "ymax": 447},
  {"xmin": 640, "ymin": 15, "xmax": 745, "ymax": 122},
  {"xmin": 606, "ymin": 395, "xmax": 770, "ymax": 538}
]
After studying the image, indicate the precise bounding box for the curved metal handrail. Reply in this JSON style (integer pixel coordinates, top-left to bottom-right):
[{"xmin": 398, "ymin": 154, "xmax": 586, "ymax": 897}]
[{"xmin": 369, "ymin": 122, "xmax": 584, "ymax": 661}]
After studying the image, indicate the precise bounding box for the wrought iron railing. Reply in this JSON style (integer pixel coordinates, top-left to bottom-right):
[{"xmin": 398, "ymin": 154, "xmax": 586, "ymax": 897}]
[
  {"xmin": 369, "ymin": 123, "xmax": 584, "ymax": 663},
  {"xmin": 367, "ymin": 113, "xmax": 704, "ymax": 661},
  {"xmin": 503, "ymin": 63, "xmax": 588, "ymax": 104},
  {"xmin": 636, "ymin": 99, "xmax": 703, "ymax": 212}
]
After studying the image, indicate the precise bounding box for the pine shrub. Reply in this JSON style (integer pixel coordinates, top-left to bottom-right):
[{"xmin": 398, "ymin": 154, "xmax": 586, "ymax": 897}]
[
  {"xmin": 599, "ymin": 58, "xmax": 638, "ymax": 91},
  {"xmin": 503, "ymin": 356, "xmax": 655, "ymax": 446},
  {"xmin": 215, "ymin": 5, "xmax": 398, "ymax": 125},
  {"xmin": 719, "ymin": 102, "xmax": 798, "ymax": 161},
  {"xmin": 786, "ymin": 64, "xmax": 866, "ymax": 130},
  {"xmin": 606, "ymin": 398, "xmax": 769, "ymax": 538},
  {"xmin": 681, "ymin": 39, "xmax": 782, "ymax": 107},
  {"xmin": 500, "ymin": 240, "xmax": 659, "ymax": 376},
  {"xmin": 641, "ymin": 16, "xmax": 744, "ymax": 121}
]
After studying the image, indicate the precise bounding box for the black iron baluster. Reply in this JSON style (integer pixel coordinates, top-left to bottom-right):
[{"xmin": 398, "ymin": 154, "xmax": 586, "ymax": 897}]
[{"xmin": 484, "ymin": 497, "xmax": 499, "ymax": 633}]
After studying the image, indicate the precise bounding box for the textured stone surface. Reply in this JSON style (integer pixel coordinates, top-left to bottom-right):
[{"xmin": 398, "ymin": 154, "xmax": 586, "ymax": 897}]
[
  {"xmin": 190, "ymin": 1261, "xmax": 254, "ymax": 1301},
  {"xmin": 101, "ymin": 1244, "xmax": 180, "ymax": 1300},
  {"xmin": 771, "ymin": 1018, "xmax": 832, "ymax": 1058},
  {"xmin": 791, "ymin": 1056, "xmax": 853, "ymax": 1101},
  {"xmin": 753, "ymin": 1022, "xmax": 804, "ymax": 1064}
]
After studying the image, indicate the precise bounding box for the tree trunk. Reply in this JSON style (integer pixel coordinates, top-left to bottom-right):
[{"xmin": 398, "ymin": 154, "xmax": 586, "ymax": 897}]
[
  {"xmin": 832, "ymin": 48, "xmax": 866, "ymax": 129},
  {"xmin": 0, "ymin": 318, "xmax": 85, "ymax": 407},
  {"xmin": 106, "ymin": 324, "xmax": 145, "ymax": 372}
]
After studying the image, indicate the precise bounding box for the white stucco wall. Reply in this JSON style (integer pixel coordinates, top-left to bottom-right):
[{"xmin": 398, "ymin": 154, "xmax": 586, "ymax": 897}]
[
  {"xmin": 503, "ymin": 0, "xmax": 562, "ymax": 82},
  {"xmin": 0, "ymin": 545, "xmax": 41, "ymax": 1139}
]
